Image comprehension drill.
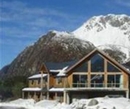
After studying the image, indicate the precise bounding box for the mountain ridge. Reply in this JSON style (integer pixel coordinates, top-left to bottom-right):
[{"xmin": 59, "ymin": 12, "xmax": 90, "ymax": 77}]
[
  {"xmin": 0, "ymin": 31, "xmax": 95, "ymax": 78},
  {"xmin": 73, "ymin": 14, "xmax": 130, "ymax": 61},
  {"xmin": 1, "ymin": 14, "xmax": 130, "ymax": 78}
]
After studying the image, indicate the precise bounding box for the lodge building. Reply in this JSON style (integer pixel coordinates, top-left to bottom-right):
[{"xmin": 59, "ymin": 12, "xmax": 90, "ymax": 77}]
[{"xmin": 22, "ymin": 49, "xmax": 130, "ymax": 103}]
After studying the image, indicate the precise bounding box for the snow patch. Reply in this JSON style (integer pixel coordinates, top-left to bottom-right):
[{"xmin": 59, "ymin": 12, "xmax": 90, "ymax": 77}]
[{"xmin": 0, "ymin": 97, "xmax": 130, "ymax": 109}]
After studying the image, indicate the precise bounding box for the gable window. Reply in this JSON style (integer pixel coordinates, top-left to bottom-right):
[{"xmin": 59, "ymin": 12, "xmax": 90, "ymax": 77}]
[
  {"xmin": 107, "ymin": 62, "xmax": 120, "ymax": 72},
  {"xmin": 73, "ymin": 74, "xmax": 87, "ymax": 87},
  {"xmin": 73, "ymin": 62, "xmax": 88, "ymax": 72},
  {"xmin": 91, "ymin": 54, "xmax": 104, "ymax": 72}
]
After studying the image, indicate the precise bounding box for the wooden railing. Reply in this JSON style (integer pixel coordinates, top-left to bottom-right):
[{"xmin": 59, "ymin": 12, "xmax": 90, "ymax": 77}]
[
  {"xmin": 72, "ymin": 83, "xmax": 88, "ymax": 87},
  {"xmin": 55, "ymin": 84, "xmax": 64, "ymax": 88},
  {"xmin": 72, "ymin": 82, "xmax": 124, "ymax": 88},
  {"xmin": 107, "ymin": 83, "xmax": 123, "ymax": 88}
]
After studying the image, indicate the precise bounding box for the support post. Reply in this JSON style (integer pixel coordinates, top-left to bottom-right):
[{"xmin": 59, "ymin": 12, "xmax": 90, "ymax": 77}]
[
  {"xmin": 88, "ymin": 60, "xmax": 91, "ymax": 87},
  {"xmin": 28, "ymin": 92, "xmax": 30, "ymax": 99},
  {"xmin": 104, "ymin": 59, "xmax": 107, "ymax": 88},
  {"xmin": 63, "ymin": 90, "xmax": 66, "ymax": 103},
  {"xmin": 126, "ymin": 90, "xmax": 129, "ymax": 98},
  {"xmin": 55, "ymin": 92, "xmax": 57, "ymax": 101},
  {"xmin": 66, "ymin": 92, "xmax": 69, "ymax": 104},
  {"xmin": 47, "ymin": 74, "xmax": 50, "ymax": 100},
  {"xmin": 40, "ymin": 92, "xmax": 43, "ymax": 100},
  {"xmin": 22, "ymin": 91, "xmax": 24, "ymax": 99}
]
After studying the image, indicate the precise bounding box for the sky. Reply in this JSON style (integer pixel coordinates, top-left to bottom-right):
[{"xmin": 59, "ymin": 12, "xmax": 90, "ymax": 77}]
[{"xmin": 0, "ymin": 0, "xmax": 130, "ymax": 69}]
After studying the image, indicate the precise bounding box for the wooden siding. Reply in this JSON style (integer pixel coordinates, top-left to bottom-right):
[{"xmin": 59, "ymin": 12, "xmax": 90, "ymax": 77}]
[
  {"xmin": 68, "ymin": 74, "xmax": 72, "ymax": 88},
  {"xmin": 123, "ymin": 72, "xmax": 128, "ymax": 88},
  {"xmin": 53, "ymin": 77, "xmax": 70, "ymax": 88},
  {"xmin": 28, "ymin": 79, "xmax": 47, "ymax": 88},
  {"xmin": 49, "ymin": 75, "xmax": 55, "ymax": 88}
]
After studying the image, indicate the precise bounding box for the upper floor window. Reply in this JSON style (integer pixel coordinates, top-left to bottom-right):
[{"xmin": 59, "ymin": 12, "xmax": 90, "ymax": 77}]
[
  {"xmin": 91, "ymin": 74, "xmax": 104, "ymax": 87},
  {"xmin": 91, "ymin": 53, "xmax": 104, "ymax": 72},
  {"xmin": 73, "ymin": 62, "xmax": 88, "ymax": 72},
  {"xmin": 38, "ymin": 78, "xmax": 40, "ymax": 84},
  {"xmin": 107, "ymin": 62, "xmax": 120, "ymax": 72},
  {"xmin": 107, "ymin": 74, "xmax": 123, "ymax": 88},
  {"xmin": 56, "ymin": 77, "xmax": 62, "ymax": 84},
  {"xmin": 43, "ymin": 76, "xmax": 47, "ymax": 83}
]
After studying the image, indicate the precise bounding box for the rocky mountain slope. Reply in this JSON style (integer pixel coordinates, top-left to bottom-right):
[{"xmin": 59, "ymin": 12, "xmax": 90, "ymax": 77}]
[
  {"xmin": 73, "ymin": 14, "xmax": 130, "ymax": 61},
  {"xmin": 1, "ymin": 14, "xmax": 130, "ymax": 78},
  {"xmin": 0, "ymin": 31, "xmax": 95, "ymax": 78}
]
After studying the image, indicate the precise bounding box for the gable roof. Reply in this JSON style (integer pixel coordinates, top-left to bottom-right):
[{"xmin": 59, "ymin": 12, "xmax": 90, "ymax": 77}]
[
  {"xmin": 66, "ymin": 48, "xmax": 130, "ymax": 75},
  {"xmin": 40, "ymin": 63, "xmax": 49, "ymax": 73}
]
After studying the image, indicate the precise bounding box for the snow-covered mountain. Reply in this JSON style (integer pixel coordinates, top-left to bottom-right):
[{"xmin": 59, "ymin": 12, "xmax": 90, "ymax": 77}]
[
  {"xmin": 1, "ymin": 14, "xmax": 130, "ymax": 78},
  {"xmin": 73, "ymin": 14, "xmax": 130, "ymax": 60}
]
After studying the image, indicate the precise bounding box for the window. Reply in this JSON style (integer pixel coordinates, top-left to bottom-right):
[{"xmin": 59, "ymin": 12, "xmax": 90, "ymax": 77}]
[
  {"xmin": 73, "ymin": 74, "xmax": 87, "ymax": 87},
  {"xmin": 43, "ymin": 76, "xmax": 47, "ymax": 82},
  {"xmin": 107, "ymin": 62, "xmax": 120, "ymax": 72},
  {"xmin": 30, "ymin": 92, "xmax": 34, "ymax": 98},
  {"xmin": 73, "ymin": 62, "xmax": 88, "ymax": 72},
  {"xmin": 91, "ymin": 54, "xmax": 104, "ymax": 72},
  {"xmin": 107, "ymin": 74, "xmax": 123, "ymax": 87},
  {"xmin": 91, "ymin": 74, "xmax": 104, "ymax": 87},
  {"xmin": 56, "ymin": 77, "xmax": 62, "ymax": 84},
  {"xmin": 38, "ymin": 78, "xmax": 40, "ymax": 84}
]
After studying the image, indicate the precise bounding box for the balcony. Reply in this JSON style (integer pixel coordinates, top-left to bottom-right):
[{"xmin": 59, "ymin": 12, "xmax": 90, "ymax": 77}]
[
  {"xmin": 73, "ymin": 83, "xmax": 88, "ymax": 88},
  {"xmin": 55, "ymin": 84, "xmax": 64, "ymax": 88},
  {"xmin": 72, "ymin": 82, "xmax": 124, "ymax": 88}
]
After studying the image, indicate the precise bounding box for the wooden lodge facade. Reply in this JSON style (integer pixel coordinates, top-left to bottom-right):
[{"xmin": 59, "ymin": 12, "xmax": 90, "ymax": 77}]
[{"xmin": 22, "ymin": 49, "xmax": 130, "ymax": 103}]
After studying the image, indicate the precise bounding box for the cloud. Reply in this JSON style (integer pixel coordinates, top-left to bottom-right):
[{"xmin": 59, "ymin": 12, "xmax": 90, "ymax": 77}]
[
  {"xmin": 0, "ymin": 0, "xmax": 82, "ymax": 41},
  {"xmin": 0, "ymin": 0, "xmax": 88, "ymax": 68},
  {"xmin": 115, "ymin": 0, "xmax": 130, "ymax": 7}
]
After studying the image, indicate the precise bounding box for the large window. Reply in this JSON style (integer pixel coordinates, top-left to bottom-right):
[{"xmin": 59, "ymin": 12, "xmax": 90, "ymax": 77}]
[
  {"xmin": 107, "ymin": 74, "xmax": 123, "ymax": 88},
  {"xmin": 91, "ymin": 74, "xmax": 104, "ymax": 87},
  {"xmin": 91, "ymin": 54, "xmax": 104, "ymax": 72},
  {"xmin": 73, "ymin": 62, "xmax": 88, "ymax": 72},
  {"xmin": 73, "ymin": 74, "xmax": 87, "ymax": 87},
  {"xmin": 107, "ymin": 62, "xmax": 120, "ymax": 72}
]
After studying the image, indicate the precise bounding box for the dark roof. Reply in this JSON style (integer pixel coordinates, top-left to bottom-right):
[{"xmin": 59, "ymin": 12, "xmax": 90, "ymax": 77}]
[
  {"xmin": 122, "ymin": 62, "xmax": 130, "ymax": 73},
  {"xmin": 45, "ymin": 60, "xmax": 78, "ymax": 70},
  {"xmin": 123, "ymin": 61, "xmax": 130, "ymax": 67}
]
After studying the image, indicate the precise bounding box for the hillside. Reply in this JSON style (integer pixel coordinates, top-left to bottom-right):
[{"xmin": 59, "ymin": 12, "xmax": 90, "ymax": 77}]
[
  {"xmin": 0, "ymin": 31, "xmax": 95, "ymax": 78},
  {"xmin": 1, "ymin": 14, "xmax": 130, "ymax": 78}
]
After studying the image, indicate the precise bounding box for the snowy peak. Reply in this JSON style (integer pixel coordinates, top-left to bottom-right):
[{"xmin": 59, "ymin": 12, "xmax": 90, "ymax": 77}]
[
  {"xmin": 41, "ymin": 30, "xmax": 94, "ymax": 49},
  {"xmin": 73, "ymin": 14, "xmax": 130, "ymax": 48},
  {"xmin": 73, "ymin": 14, "xmax": 130, "ymax": 61},
  {"xmin": 49, "ymin": 30, "xmax": 75, "ymax": 40},
  {"xmin": 75, "ymin": 14, "xmax": 130, "ymax": 32}
]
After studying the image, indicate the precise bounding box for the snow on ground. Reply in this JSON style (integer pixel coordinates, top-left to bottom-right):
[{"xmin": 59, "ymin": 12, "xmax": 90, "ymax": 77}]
[{"xmin": 0, "ymin": 97, "xmax": 130, "ymax": 109}]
